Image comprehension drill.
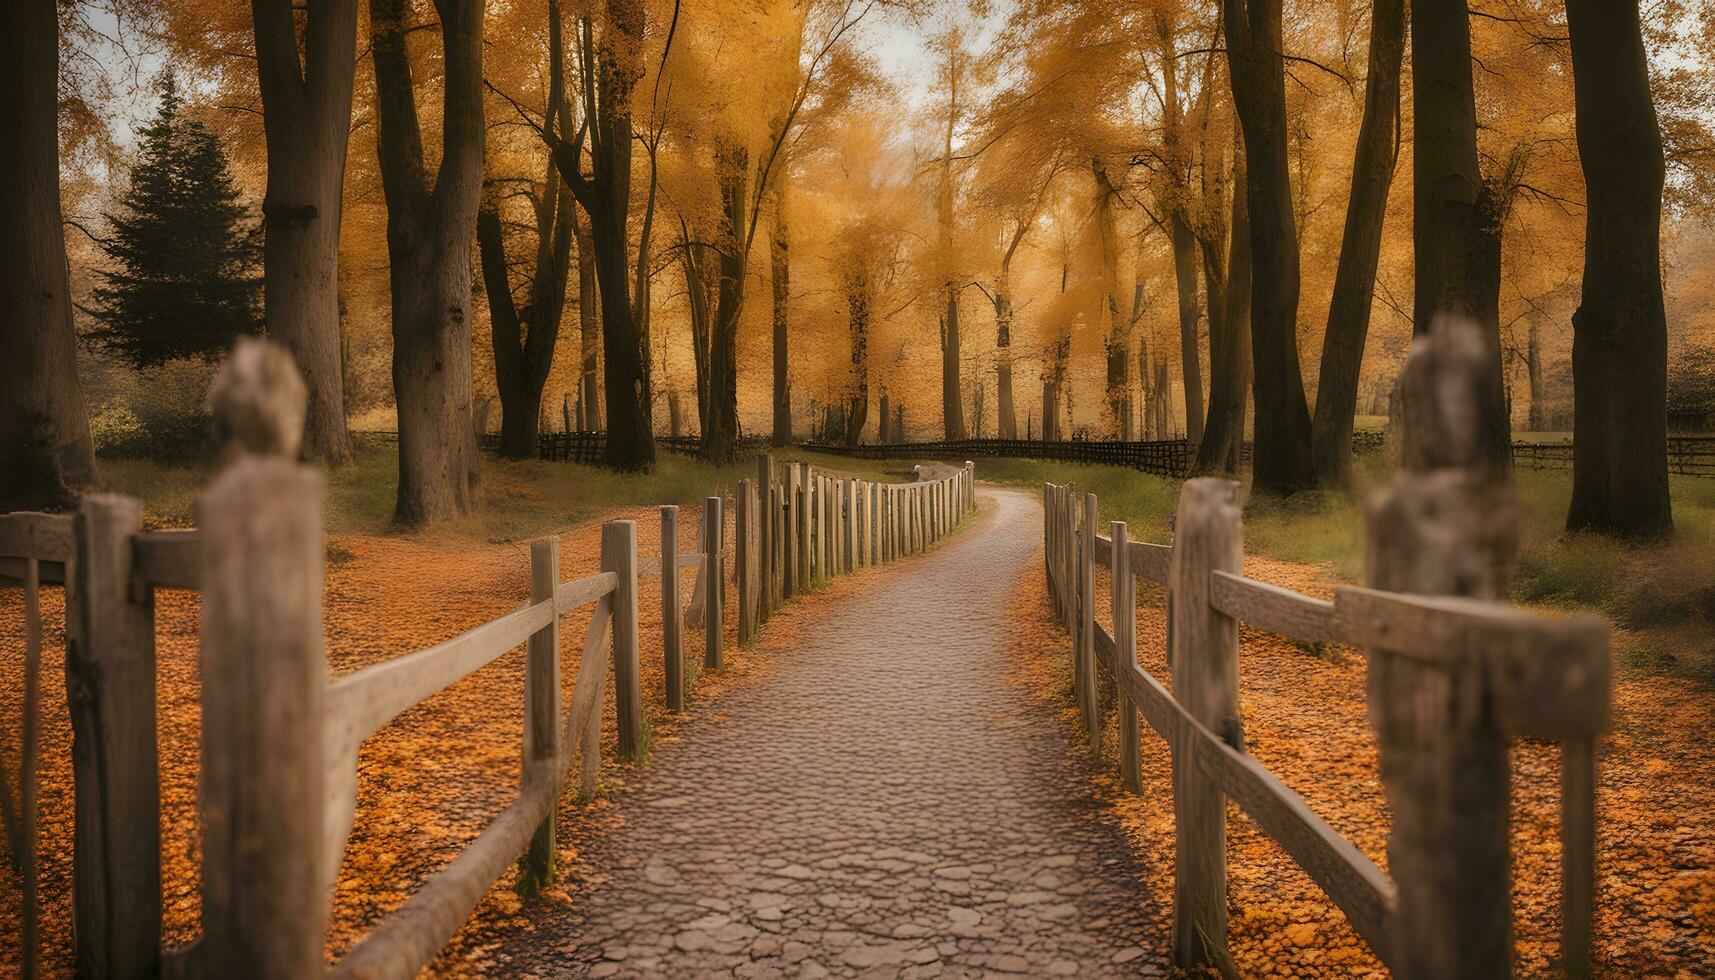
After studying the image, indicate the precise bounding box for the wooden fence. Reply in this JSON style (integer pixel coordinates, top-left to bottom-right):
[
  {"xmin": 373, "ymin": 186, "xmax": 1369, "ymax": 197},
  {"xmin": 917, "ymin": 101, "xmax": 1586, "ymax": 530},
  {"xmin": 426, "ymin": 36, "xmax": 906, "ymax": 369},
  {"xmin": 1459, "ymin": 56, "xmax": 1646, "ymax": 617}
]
[
  {"xmin": 1044, "ymin": 477, "xmax": 1610, "ymax": 978},
  {"xmin": 805, "ymin": 437, "xmax": 1193, "ymax": 478},
  {"xmin": 0, "ymin": 339, "xmax": 977, "ymax": 978},
  {"xmin": 1511, "ymin": 435, "xmax": 1715, "ymax": 477},
  {"xmin": 533, "ymin": 431, "xmax": 771, "ymax": 463}
]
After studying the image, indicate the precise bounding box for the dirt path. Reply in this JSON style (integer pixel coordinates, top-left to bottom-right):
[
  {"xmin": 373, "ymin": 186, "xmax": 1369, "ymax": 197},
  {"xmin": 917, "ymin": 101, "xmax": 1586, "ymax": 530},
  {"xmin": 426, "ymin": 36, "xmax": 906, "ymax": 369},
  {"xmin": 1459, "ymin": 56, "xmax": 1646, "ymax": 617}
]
[{"xmin": 491, "ymin": 488, "xmax": 1168, "ymax": 978}]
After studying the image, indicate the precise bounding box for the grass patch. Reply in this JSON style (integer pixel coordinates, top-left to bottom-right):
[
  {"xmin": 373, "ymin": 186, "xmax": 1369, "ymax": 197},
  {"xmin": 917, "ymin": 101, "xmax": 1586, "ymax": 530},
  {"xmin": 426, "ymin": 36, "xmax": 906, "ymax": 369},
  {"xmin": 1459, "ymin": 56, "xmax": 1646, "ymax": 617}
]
[{"xmin": 978, "ymin": 452, "xmax": 1715, "ymax": 687}]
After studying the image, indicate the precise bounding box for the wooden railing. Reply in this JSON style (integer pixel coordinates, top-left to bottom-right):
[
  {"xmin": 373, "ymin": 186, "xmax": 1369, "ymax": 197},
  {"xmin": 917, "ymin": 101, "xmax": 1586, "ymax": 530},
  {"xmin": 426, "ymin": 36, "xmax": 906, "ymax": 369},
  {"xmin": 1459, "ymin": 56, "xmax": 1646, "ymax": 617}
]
[
  {"xmin": 531, "ymin": 431, "xmax": 771, "ymax": 463},
  {"xmin": 805, "ymin": 437, "xmax": 1193, "ymax": 478},
  {"xmin": 1, "ymin": 341, "xmax": 979, "ymax": 978},
  {"xmin": 1511, "ymin": 435, "xmax": 1715, "ymax": 477},
  {"xmin": 1043, "ymin": 477, "xmax": 1610, "ymax": 978}
]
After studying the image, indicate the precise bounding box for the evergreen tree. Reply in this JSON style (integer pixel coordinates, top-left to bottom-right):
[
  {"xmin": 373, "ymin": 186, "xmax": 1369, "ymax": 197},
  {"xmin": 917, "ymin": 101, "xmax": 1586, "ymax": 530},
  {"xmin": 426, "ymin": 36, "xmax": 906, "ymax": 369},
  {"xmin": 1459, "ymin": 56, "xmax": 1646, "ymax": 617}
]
[{"xmin": 89, "ymin": 74, "xmax": 261, "ymax": 366}]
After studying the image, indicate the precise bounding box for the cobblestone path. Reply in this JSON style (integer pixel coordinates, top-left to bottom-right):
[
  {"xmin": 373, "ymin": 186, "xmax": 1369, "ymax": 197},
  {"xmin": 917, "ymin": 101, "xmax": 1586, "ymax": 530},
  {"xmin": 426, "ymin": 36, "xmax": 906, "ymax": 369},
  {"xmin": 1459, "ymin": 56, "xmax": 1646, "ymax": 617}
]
[{"xmin": 498, "ymin": 488, "xmax": 1167, "ymax": 977}]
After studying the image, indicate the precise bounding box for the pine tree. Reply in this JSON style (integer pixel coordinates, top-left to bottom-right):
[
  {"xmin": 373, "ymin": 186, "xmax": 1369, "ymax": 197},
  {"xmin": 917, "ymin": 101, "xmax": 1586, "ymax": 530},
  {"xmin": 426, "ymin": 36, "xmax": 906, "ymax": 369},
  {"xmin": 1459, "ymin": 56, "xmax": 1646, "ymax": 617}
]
[{"xmin": 89, "ymin": 74, "xmax": 261, "ymax": 366}]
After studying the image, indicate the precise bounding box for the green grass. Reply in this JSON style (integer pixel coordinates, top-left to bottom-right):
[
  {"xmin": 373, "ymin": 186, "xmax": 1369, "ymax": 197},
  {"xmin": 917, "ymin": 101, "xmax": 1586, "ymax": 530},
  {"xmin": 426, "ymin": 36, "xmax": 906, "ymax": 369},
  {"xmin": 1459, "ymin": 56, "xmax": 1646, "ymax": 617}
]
[
  {"xmin": 980, "ymin": 452, "xmax": 1715, "ymax": 686},
  {"xmin": 98, "ymin": 438, "xmax": 925, "ymax": 542}
]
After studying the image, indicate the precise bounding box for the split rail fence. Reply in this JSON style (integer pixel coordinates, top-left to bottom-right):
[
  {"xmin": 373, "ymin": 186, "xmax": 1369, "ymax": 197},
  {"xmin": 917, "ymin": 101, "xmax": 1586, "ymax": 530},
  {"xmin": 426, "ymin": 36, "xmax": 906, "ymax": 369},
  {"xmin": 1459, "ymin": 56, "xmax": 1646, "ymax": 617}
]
[
  {"xmin": 1510, "ymin": 435, "xmax": 1715, "ymax": 478},
  {"xmin": 1044, "ymin": 477, "xmax": 1611, "ymax": 979},
  {"xmin": 806, "ymin": 437, "xmax": 1193, "ymax": 478},
  {"xmin": 0, "ymin": 342, "xmax": 976, "ymax": 979}
]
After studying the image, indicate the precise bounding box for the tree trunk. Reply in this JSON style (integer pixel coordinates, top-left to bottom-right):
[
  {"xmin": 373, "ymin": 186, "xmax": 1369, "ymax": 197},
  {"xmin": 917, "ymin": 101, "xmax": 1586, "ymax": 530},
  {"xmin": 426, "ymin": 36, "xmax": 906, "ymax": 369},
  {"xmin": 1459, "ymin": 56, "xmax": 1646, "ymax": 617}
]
[
  {"xmin": 252, "ymin": 0, "xmax": 357, "ymax": 465},
  {"xmin": 1526, "ymin": 318, "xmax": 1544, "ymax": 431},
  {"xmin": 370, "ymin": 0, "xmax": 484, "ymax": 525},
  {"xmin": 1411, "ymin": 0, "xmax": 1509, "ymax": 470},
  {"xmin": 704, "ymin": 141, "xmax": 748, "ymax": 464},
  {"xmin": 1224, "ymin": 0, "xmax": 1315, "ymax": 494},
  {"xmin": 1168, "ymin": 215, "xmax": 1205, "ymax": 443},
  {"xmin": 845, "ymin": 267, "xmax": 870, "ymax": 447},
  {"xmin": 1157, "ymin": 12, "xmax": 1205, "ymax": 445},
  {"xmin": 552, "ymin": 0, "xmax": 654, "ymax": 471},
  {"xmin": 0, "ymin": 0, "xmax": 95, "ymax": 510},
  {"xmin": 1310, "ymin": 0, "xmax": 1405, "ymax": 487},
  {"xmin": 771, "ymin": 185, "xmax": 792, "ymax": 446},
  {"xmin": 574, "ymin": 216, "xmax": 601, "ymax": 430},
  {"xmin": 994, "ymin": 268, "xmax": 1017, "ymax": 439},
  {"xmin": 1197, "ymin": 138, "xmax": 1252, "ymax": 475},
  {"xmin": 1565, "ymin": 0, "xmax": 1672, "ymax": 535},
  {"xmin": 1092, "ymin": 158, "xmax": 1132, "ymax": 439},
  {"xmin": 879, "ymin": 392, "xmax": 891, "ymax": 443}
]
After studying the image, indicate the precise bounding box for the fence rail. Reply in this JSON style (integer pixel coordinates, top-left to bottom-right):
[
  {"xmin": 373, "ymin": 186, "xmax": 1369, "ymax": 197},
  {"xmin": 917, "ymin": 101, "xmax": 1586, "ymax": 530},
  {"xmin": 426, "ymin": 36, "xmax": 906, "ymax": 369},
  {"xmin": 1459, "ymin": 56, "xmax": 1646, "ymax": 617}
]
[
  {"xmin": 804, "ymin": 437, "xmax": 1193, "ymax": 478},
  {"xmin": 1511, "ymin": 435, "xmax": 1715, "ymax": 477},
  {"xmin": 1043, "ymin": 477, "xmax": 1610, "ymax": 977},
  {"xmin": 1, "ymin": 339, "xmax": 977, "ymax": 978},
  {"xmin": 533, "ymin": 431, "xmax": 771, "ymax": 463}
]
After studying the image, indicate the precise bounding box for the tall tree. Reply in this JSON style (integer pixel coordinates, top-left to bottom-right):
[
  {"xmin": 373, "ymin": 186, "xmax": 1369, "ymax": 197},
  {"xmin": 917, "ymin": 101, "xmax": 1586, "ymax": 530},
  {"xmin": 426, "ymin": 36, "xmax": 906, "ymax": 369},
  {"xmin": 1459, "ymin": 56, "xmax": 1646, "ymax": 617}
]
[
  {"xmin": 1564, "ymin": 0, "xmax": 1673, "ymax": 535},
  {"xmin": 1411, "ymin": 0, "xmax": 1510, "ymax": 470},
  {"xmin": 1224, "ymin": 0, "xmax": 1314, "ymax": 493},
  {"xmin": 1155, "ymin": 9, "xmax": 1206, "ymax": 445},
  {"xmin": 477, "ymin": 0, "xmax": 577, "ymax": 459},
  {"xmin": 551, "ymin": 0, "xmax": 657, "ymax": 470},
  {"xmin": 770, "ymin": 180, "xmax": 793, "ymax": 445},
  {"xmin": 1196, "ymin": 130, "xmax": 1251, "ymax": 474},
  {"xmin": 844, "ymin": 264, "xmax": 871, "ymax": 446},
  {"xmin": 1092, "ymin": 156, "xmax": 1132, "ymax": 438},
  {"xmin": 90, "ymin": 76, "xmax": 263, "ymax": 367},
  {"xmin": 251, "ymin": 0, "xmax": 358, "ymax": 464},
  {"xmin": 370, "ymin": 0, "xmax": 486, "ymax": 523},
  {"xmin": 0, "ymin": 0, "xmax": 95, "ymax": 509},
  {"xmin": 1309, "ymin": 0, "xmax": 1405, "ymax": 487},
  {"xmin": 935, "ymin": 27, "xmax": 970, "ymax": 440}
]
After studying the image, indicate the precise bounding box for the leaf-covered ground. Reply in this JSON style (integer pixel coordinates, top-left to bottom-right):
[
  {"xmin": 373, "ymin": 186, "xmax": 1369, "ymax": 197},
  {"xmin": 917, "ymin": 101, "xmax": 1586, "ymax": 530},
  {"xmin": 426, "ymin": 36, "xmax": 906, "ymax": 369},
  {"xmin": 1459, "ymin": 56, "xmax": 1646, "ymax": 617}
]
[
  {"xmin": 1005, "ymin": 550, "xmax": 1715, "ymax": 978},
  {"xmin": 0, "ymin": 501, "xmax": 783, "ymax": 974}
]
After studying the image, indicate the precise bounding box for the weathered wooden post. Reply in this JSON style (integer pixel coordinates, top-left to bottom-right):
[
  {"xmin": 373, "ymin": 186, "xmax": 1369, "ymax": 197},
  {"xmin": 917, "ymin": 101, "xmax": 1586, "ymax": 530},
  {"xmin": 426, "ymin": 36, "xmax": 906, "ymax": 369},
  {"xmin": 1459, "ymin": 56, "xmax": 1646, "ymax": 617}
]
[
  {"xmin": 785, "ymin": 463, "xmax": 801, "ymax": 598},
  {"xmin": 1364, "ymin": 318, "xmax": 1517, "ymax": 980},
  {"xmin": 602, "ymin": 519, "xmax": 644, "ymax": 759},
  {"xmin": 757, "ymin": 456, "xmax": 774, "ymax": 618},
  {"xmin": 69, "ymin": 492, "xmax": 159, "ymax": 978},
  {"xmin": 737, "ymin": 479, "xmax": 754, "ymax": 646},
  {"xmin": 844, "ymin": 480, "xmax": 856, "ymax": 572},
  {"xmin": 1167, "ymin": 478, "xmax": 1243, "ymax": 974},
  {"xmin": 661, "ymin": 506, "xmax": 684, "ymax": 712},
  {"xmin": 770, "ymin": 484, "xmax": 784, "ymax": 608},
  {"xmin": 521, "ymin": 536, "xmax": 561, "ymax": 893},
  {"xmin": 795, "ymin": 465, "xmax": 809, "ymax": 591},
  {"xmin": 703, "ymin": 496, "xmax": 724, "ymax": 668},
  {"xmin": 197, "ymin": 339, "xmax": 327, "ymax": 977},
  {"xmin": 1077, "ymin": 493, "xmax": 1100, "ymax": 753},
  {"xmin": 1111, "ymin": 520, "xmax": 1141, "ymax": 793}
]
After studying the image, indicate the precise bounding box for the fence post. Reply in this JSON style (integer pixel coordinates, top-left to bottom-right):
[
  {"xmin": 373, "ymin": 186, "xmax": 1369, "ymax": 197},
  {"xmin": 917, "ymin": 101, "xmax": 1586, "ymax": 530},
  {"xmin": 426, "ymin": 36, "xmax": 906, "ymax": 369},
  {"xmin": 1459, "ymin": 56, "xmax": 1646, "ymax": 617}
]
[
  {"xmin": 1077, "ymin": 493, "xmax": 1100, "ymax": 753},
  {"xmin": 703, "ymin": 496, "xmax": 724, "ymax": 669},
  {"xmin": 196, "ymin": 340, "xmax": 326, "ymax": 977},
  {"xmin": 1111, "ymin": 521, "xmax": 1141, "ymax": 793},
  {"xmin": 844, "ymin": 480, "xmax": 856, "ymax": 572},
  {"xmin": 521, "ymin": 536, "xmax": 561, "ymax": 893},
  {"xmin": 795, "ymin": 466, "xmax": 809, "ymax": 592},
  {"xmin": 757, "ymin": 455, "xmax": 773, "ymax": 619},
  {"xmin": 785, "ymin": 463, "xmax": 800, "ymax": 598},
  {"xmin": 870, "ymin": 482, "xmax": 881, "ymax": 564},
  {"xmin": 737, "ymin": 479, "xmax": 753, "ymax": 646},
  {"xmin": 661, "ymin": 506, "xmax": 684, "ymax": 713},
  {"xmin": 68, "ymin": 493, "xmax": 159, "ymax": 978},
  {"xmin": 603, "ymin": 520, "xmax": 644, "ymax": 760},
  {"xmin": 1364, "ymin": 319, "xmax": 1516, "ymax": 980},
  {"xmin": 1167, "ymin": 478, "xmax": 1243, "ymax": 974}
]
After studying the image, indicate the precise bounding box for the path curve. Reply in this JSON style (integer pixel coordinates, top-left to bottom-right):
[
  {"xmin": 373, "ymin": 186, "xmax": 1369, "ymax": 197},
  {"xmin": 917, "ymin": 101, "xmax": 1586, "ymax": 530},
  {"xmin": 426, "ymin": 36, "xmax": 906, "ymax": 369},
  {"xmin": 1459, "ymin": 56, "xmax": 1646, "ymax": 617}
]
[{"xmin": 497, "ymin": 488, "xmax": 1167, "ymax": 977}]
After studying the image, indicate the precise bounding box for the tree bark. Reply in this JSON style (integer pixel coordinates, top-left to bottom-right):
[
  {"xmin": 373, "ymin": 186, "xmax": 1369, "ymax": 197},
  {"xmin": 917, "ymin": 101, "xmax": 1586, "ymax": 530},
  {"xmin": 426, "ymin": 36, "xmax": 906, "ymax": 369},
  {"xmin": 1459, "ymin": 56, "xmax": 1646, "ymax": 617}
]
[
  {"xmin": 476, "ymin": 1, "xmax": 575, "ymax": 460},
  {"xmin": 845, "ymin": 267, "xmax": 870, "ymax": 447},
  {"xmin": 1565, "ymin": 0, "xmax": 1673, "ymax": 535},
  {"xmin": 1197, "ymin": 137, "xmax": 1251, "ymax": 475},
  {"xmin": 704, "ymin": 141, "xmax": 749, "ymax": 463},
  {"xmin": 552, "ymin": 0, "xmax": 655, "ymax": 471},
  {"xmin": 574, "ymin": 215, "xmax": 601, "ymax": 430},
  {"xmin": 0, "ymin": 0, "xmax": 96, "ymax": 510},
  {"xmin": 1310, "ymin": 0, "xmax": 1405, "ymax": 487},
  {"xmin": 1093, "ymin": 157, "xmax": 1132, "ymax": 439},
  {"xmin": 939, "ymin": 62, "xmax": 966, "ymax": 440},
  {"xmin": 1157, "ymin": 12, "xmax": 1206, "ymax": 445},
  {"xmin": 1224, "ymin": 0, "xmax": 1315, "ymax": 494},
  {"xmin": 1411, "ymin": 0, "xmax": 1510, "ymax": 471},
  {"xmin": 252, "ymin": 0, "xmax": 357, "ymax": 464},
  {"xmin": 1526, "ymin": 318, "xmax": 1544, "ymax": 431},
  {"xmin": 771, "ymin": 184, "xmax": 792, "ymax": 445},
  {"xmin": 370, "ymin": 0, "xmax": 485, "ymax": 525}
]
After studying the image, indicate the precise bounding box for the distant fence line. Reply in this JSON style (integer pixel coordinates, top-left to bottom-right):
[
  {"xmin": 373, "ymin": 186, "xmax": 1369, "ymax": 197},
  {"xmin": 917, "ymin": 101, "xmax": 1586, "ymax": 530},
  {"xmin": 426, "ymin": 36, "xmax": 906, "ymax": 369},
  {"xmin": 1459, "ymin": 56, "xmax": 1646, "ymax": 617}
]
[
  {"xmin": 803, "ymin": 437, "xmax": 1196, "ymax": 478},
  {"xmin": 1511, "ymin": 435, "xmax": 1715, "ymax": 478}
]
